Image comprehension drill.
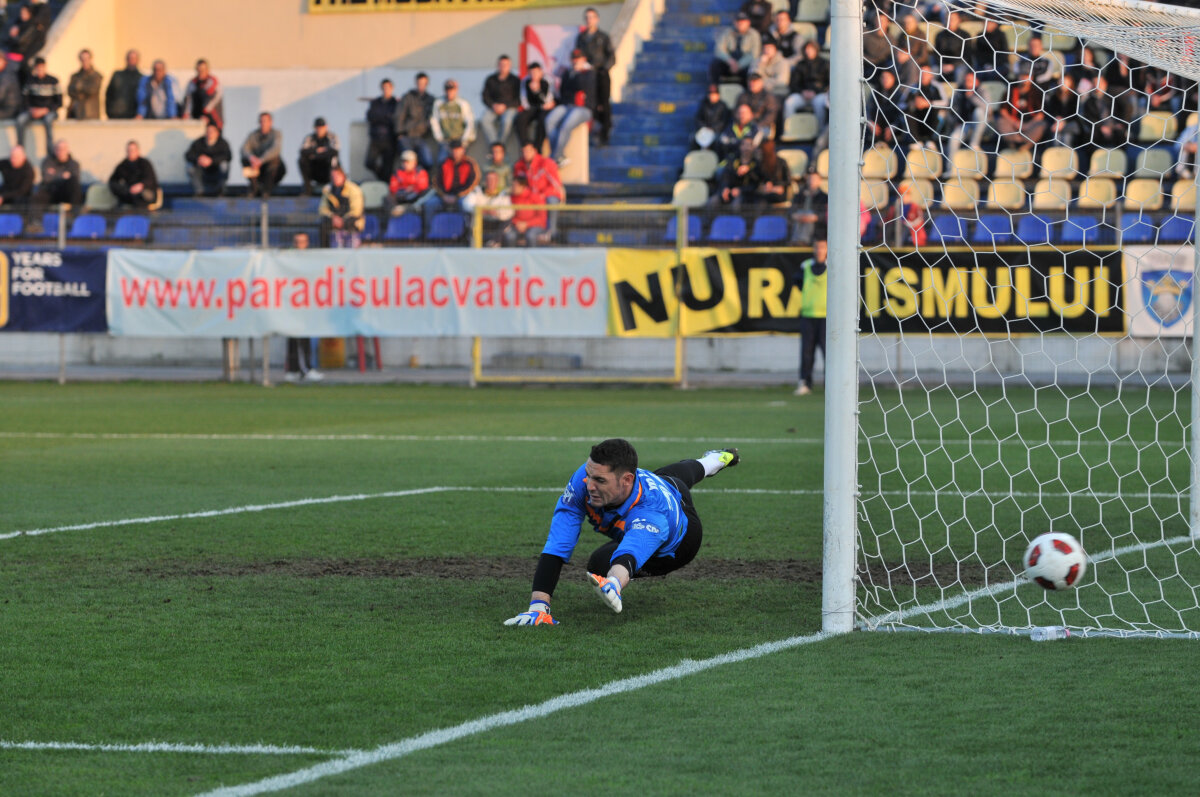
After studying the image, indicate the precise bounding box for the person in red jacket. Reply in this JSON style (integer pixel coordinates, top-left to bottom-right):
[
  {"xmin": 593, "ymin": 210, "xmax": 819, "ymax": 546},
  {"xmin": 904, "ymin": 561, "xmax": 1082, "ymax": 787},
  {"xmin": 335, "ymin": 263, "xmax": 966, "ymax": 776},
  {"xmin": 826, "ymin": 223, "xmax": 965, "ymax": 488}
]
[
  {"xmin": 425, "ymin": 138, "xmax": 480, "ymax": 223},
  {"xmin": 503, "ymin": 174, "xmax": 547, "ymax": 246},
  {"xmin": 385, "ymin": 149, "xmax": 431, "ymax": 215},
  {"xmin": 513, "ymin": 140, "xmax": 565, "ymax": 242}
]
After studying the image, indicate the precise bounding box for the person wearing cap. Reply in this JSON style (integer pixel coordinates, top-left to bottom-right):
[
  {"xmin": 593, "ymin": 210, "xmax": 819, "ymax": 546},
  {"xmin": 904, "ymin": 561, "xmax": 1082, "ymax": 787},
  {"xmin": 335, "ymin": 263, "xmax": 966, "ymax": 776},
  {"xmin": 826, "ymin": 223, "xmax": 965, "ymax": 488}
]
[
  {"xmin": 426, "ymin": 137, "xmax": 480, "ymax": 223},
  {"xmin": 385, "ymin": 149, "xmax": 431, "ymax": 215},
  {"xmin": 241, "ymin": 111, "xmax": 286, "ymax": 198},
  {"xmin": 708, "ymin": 12, "xmax": 761, "ymax": 86},
  {"xmin": 693, "ymin": 84, "xmax": 731, "ymax": 151},
  {"xmin": 734, "ymin": 70, "xmax": 778, "ymax": 137},
  {"xmin": 185, "ymin": 120, "xmax": 232, "ymax": 197},
  {"xmin": 515, "ymin": 61, "xmax": 553, "ymax": 150},
  {"xmin": 481, "ymin": 55, "xmax": 521, "ymax": 148},
  {"xmin": 544, "ymin": 48, "xmax": 596, "ymax": 164},
  {"xmin": 574, "ymin": 7, "xmax": 615, "ymax": 145},
  {"xmin": 432, "ymin": 78, "xmax": 476, "ymax": 163},
  {"xmin": 0, "ymin": 52, "xmax": 21, "ymax": 120},
  {"xmin": 319, "ymin": 166, "xmax": 365, "ymax": 249},
  {"xmin": 365, "ymin": 78, "xmax": 399, "ymax": 182},
  {"xmin": 16, "ymin": 57, "xmax": 60, "ymax": 153},
  {"xmin": 397, "ymin": 72, "xmax": 436, "ymax": 171},
  {"xmin": 298, "ymin": 116, "xmax": 340, "ymax": 196},
  {"xmin": 135, "ymin": 59, "xmax": 178, "ymax": 119}
]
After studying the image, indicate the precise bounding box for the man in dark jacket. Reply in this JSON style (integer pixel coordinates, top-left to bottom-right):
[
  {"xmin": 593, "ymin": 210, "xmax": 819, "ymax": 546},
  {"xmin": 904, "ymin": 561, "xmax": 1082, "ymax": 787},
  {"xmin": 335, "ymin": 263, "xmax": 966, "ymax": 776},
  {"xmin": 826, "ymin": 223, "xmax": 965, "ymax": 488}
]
[
  {"xmin": 105, "ymin": 49, "xmax": 142, "ymax": 120},
  {"xmin": 396, "ymin": 72, "xmax": 436, "ymax": 171},
  {"xmin": 365, "ymin": 77, "xmax": 398, "ymax": 181},
  {"xmin": 545, "ymin": 49, "xmax": 596, "ymax": 163},
  {"xmin": 298, "ymin": 116, "xmax": 339, "ymax": 195},
  {"xmin": 0, "ymin": 144, "xmax": 33, "ymax": 207},
  {"xmin": 33, "ymin": 138, "xmax": 81, "ymax": 212},
  {"xmin": 481, "ymin": 54, "xmax": 521, "ymax": 147},
  {"xmin": 109, "ymin": 140, "xmax": 159, "ymax": 209},
  {"xmin": 575, "ymin": 8, "xmax": 615, "ymax": 144},
  {"xmin": 0, "ymin": 55, "xmax": 20, "ymax": 120},
  {"xmin": 16, "ymin": 57, "xmax": 60, "ymax": 152},
  {"xmin": 693, "ymin": 84, "xmax": 731, "ymax": 150},
  {"xmin": 185, "ymin": 121, "xmax": 232, "ymax": 197}
]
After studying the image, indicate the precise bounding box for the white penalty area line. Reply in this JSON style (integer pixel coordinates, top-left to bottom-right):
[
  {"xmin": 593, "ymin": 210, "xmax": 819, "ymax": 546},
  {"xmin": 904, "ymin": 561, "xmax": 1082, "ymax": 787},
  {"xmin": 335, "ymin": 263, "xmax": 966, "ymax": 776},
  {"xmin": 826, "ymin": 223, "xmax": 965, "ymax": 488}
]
[{"xmin": 0, "ymin": 740, "xmax": 363, "ymax": 757}]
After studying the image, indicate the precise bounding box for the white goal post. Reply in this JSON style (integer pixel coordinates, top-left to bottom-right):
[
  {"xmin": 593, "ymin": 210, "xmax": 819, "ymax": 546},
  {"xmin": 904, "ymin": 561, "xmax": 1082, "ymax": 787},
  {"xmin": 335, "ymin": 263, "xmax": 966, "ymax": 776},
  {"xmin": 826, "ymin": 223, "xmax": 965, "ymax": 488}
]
[{"xmin": 822, "ymin": 0, "xmax": 1200, "ymax": 637}]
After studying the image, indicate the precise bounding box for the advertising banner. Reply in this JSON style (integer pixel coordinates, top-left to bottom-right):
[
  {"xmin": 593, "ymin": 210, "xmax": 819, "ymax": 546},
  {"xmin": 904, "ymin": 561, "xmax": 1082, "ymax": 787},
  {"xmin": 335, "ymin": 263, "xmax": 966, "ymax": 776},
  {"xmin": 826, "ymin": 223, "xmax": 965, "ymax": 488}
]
[
  {"xmin": 0, "ymin": 249, "xmax": 107, "ymax": 333},
  {"xmin": 1124, "ymin": 245, "xmax": 1194, "ymax": 338},
  {"xmin": 107, "ymin": 248, "xmax": 606, "ymax": 338},
  {"xmin": 308, "ymin": 0, "xmax": 590, "ymax": 12}
]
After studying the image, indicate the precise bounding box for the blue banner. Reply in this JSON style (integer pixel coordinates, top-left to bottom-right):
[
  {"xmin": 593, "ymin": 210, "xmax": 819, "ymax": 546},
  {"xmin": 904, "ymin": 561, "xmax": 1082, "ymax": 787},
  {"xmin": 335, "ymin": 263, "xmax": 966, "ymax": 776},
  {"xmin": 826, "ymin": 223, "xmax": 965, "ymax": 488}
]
[{"xmin": 0, "ymin": 249, "xmax": 107, "ymax": 332}]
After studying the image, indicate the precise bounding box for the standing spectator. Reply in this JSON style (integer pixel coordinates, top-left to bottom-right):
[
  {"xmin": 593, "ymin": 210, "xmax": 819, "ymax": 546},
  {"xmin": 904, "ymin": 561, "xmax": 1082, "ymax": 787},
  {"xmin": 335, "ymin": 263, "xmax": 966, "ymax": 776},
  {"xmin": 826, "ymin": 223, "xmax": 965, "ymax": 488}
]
[
  {"xmin": 284, "ymin": 232, "xmax": 323, "ymax": 384},
  {"xmin": 66, "ymin": 48, "xmax": 102, "ymax": 120},
  {"xmin": 753, "ymin": 140, "xmax": 789, "ymax": 205},
  {"xmin": 298, "ymin": 116, "xmax": 340, "ymax": 196},
  {"xmin": 0, "ymin": 54, "xmax": 20, "ymax": 120},
  {"xmin": 901, "ymin": 198, "xmax": 928, "ymax": 247},
  {"xmin": 364, "ymin": 77, "xmax": 398, "ymax": 182},
  {"xmin": 319, "ymin": 166, "xmax": 365, "ymax": 248},
  {"xmin": 735, "ymin": 72, "xmax": 778, "ymax": 137},
  {"xmin": 693, "ymin": 84, "xmax": 731, "ymax": 151},
  {"xmin": 545, "ymin": 49, "xmax": 597, "ymax": 164},
  {"xmin": 513, "ymin": 140, "xmax": 564, "ymax": 241},
  {"xmin": 136, "ymin": 59, "xmax": 179, "ymax": 120},
  {"xmin": 6, "ymin": 4, "xmax": 45, "ymax": 68},
  {"xmin": 108, "ymin": 140, "xmax": 159, "ymax": 209},
  {"xmin": 790, "ymin": 169, "xmax": 827, "ymax": 243},
  {"xmin": 16, "ymin": 57, "xmax": 59, "ymax": 152},
  {"xmin": 575, "ymin": 8, "xmax": 615, "ymax": 144},
  {"xmin": 426, "ymin": 139, "xmax": 480, "ymax": 221},
  {"xmin": 502, "ymin": 174, "xmax": 547, "ymax": 247},
  {"xmin": 105, "ymin": 49, "xmax": 142, "ymax": 120},
  {"xmin": 0, "ymin": 144, "xmax": 33, "ymax": 207},
  {"xmin": 483, "ymin": 142, "xmax": 511, "ymax": 193},
  {"xmin": 385, "ymin": 149, "xmax": 431, "ymax": 214},
  {"xmin": 715, "ymin": 102, "xmax": 763, "ymax": 163},
  {"xmin": 185, "ymin": 121, "xmax": 232, "ymax": 197},
  {"xmin": 755, "ymin": 39, "xmax": 790, "ymax": 99},
  {"xmin": 33, "ymin": 139, "xmax": 81, "ymax": 212},
  {"xmin": 181, "ymin": 58, "xmax": 223, "ymax": 128},
  {"xmin": 480, "ymin": 54, "xmax": 521, "ymax": 148},
  {"xmin": 794, "ymin": 236, "xmax": 828, "ymax": 397},
  {"xmin": 431, "ymin": 78, "xmax": 476, "ymax": 162},
  {"xmin": 783, "ymin": 40, "xmax": 830, "ymax": 136},
  {"xmin": 709, "ymin": 12, "xmax": 761, "ymax": 87},
  {"xmin": 396, "ymin": 72, "xmax": 436, "ymax": 171},
  {"xmin": 241, "ymin": 111, "xmax": 286, "ymax": 198},
  {"xmin": 514, "ymin": 61, "xmax": 553, "ymax": 150},
  {"xmin": 770, "ymin": 11, "xmax": 805, "ymax": 70}
]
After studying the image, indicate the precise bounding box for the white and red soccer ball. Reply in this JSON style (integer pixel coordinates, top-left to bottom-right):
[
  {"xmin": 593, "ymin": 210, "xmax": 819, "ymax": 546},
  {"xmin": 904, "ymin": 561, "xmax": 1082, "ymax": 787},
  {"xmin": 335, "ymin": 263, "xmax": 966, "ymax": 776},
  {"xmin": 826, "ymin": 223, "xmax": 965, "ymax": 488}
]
[{"xmin": 1023, "ymin": 532, "xmax": 1087, "ymax": 591}]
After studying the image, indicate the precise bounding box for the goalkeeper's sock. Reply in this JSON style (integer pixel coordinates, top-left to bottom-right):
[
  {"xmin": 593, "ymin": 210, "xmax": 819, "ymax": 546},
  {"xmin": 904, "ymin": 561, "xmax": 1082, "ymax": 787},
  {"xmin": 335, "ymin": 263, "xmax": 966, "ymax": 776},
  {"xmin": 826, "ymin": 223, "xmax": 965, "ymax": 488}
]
[{"xmin": 698, "ymin": 448, "xmax": 740, "ymax": 477}]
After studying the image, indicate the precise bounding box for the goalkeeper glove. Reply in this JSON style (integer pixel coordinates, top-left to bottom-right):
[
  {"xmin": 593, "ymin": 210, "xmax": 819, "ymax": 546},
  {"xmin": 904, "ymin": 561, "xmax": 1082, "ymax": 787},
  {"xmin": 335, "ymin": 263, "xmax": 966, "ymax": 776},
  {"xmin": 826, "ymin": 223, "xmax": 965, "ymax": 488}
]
[
  {"xmin": 588, "ymin": 572, "xmax": 623, "ymax": 614},
  {"xmin": 503, "ymin": 601, "xmax": 558, "ymax": 626}
]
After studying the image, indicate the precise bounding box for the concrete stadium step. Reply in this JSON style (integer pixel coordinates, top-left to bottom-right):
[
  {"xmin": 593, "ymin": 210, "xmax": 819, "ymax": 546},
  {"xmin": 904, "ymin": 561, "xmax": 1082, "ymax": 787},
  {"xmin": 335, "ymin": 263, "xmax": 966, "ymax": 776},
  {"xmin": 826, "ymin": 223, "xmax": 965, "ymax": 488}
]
[
  {"xmin": 667, "ymin": 0, "xmax": 735, "ymax": 12},
  {"xmin": 627, "ymin": 67, "xmax": 709, "ymax": 84},
  {"xmin": 566, "ymin": 181, "xmax": 675, "ymax": 200},
  {"xmin": 641, "ymin": 39, "xmax": 714, "ymax": 56},
  {"xmin": 590, "ymin": 145, "xmax": 689, "ymax": 168},
  {"xmin": 608, "ymin": 131, "xmax": 693, "ymax": 148},
  {"xmin": 591, "ymin": 164, "xmax": 681, "ymax": 184},
  {"xmin": 657, "ymin": 12, "xmax": 728, "ymax": 28},
  {"xmin": 623, "ymin": 83, "xmax": 710, "ymax": 104}
]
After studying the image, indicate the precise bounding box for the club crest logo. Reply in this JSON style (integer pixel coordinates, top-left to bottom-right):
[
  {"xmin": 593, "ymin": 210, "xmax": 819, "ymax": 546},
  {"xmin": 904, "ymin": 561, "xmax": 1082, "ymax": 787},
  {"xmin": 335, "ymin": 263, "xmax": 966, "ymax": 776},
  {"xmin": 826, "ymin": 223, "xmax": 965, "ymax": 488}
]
[
  {"xmin": 1141, "ymin": 269, "xmax": 1194, "ymax": 328},
  {"xmin": 561, "ymin": 482, "xmax": 577, "ymax": 504}
]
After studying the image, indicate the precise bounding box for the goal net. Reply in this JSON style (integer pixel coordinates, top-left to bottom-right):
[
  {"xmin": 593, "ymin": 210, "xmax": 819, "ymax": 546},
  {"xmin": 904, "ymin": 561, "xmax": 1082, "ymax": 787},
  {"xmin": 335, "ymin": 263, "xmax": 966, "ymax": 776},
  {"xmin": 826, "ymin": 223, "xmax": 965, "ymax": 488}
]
[{"xmin": 839, "ymin": 0, "xmax": 1200, "ymax": 637}]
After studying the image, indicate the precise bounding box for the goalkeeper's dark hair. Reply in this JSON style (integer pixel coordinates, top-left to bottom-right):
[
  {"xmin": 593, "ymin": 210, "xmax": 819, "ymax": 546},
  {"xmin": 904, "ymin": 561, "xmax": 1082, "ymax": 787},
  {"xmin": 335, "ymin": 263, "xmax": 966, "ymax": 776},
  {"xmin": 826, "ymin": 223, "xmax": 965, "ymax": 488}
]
[{"xmin": 590, "ymin": 438, "xmax": 638, "ymax": 475}]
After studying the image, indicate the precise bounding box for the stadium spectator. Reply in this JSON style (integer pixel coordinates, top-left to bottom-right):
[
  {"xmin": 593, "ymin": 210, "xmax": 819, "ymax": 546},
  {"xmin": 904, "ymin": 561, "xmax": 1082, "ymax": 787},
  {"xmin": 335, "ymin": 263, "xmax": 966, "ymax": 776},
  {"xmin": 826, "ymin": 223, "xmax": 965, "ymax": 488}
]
[
  {"xmin": 108, "ymin": 139, "xmax": 159, "ymax": 209},
  {"xmin": 897, "ymin": 14, "xmax": 930, "ymax": 70},
  {"xmin": 1043, "ymin": 73, "xmax": 1082, "ymax": 147},
  {"xmin": 994, "ymin": 73, "xmax": 1046, "ymax": 151},
  {"xmin": 432, "ymin": 78, "xmax": 476, "ymax": 162},
  {"xmin": 0, "ymin": 55, "xmax": 20, "ymax": 119},
  {"xmin": 734, "ymin": 72, "xmax": 777, "ymax": 137},
  {"xmin": 241, "ymin": 111, "xmax": 286, "ymax": 198},
  {"xmin": 136, "ymin": 59, "xmax": 179, "ymax": 120},
  {"xmin": 463, "ymin": 169, "xmax": 514, "ymax": 238},
  {"xmin": 716, "ymin": 102, "xmax": 763, "ymax": 163},
  {"xmin": 483, "ymin": 141, "xmax": 511, "ymax": 192},
  {"xmin": 740, "ymin": 0, "xmax": 773, "ymax": 37},
  {"xmin": 862, "ymin": 11, "xmax": 894, "ymax": 77},
  {"xmin": 709, "ymin": 12, "xmax": 761, "ymax": 87},
  {"xmin": 575, "ymin": 8, "xmax": 615, "ymax": 144},
  {"xmin": 105, "ymin": 49, "xmax": 142, "ymax": 120},
  {"xmin": 693, "ymin": 84, "xmax": 731, "ymax": 151},
  {"xmin": 755, "ymin": 39, "xmax": 790, "ymax": 98},
  {"xmin": 1144, "ymin": 65, "xmax": 1182, "ymax": 115},
  {"xmin": 971, "ymin": 18, "xmax": 1010, "ymax": 81},
  {"xmin": 66, "ymin": 48, "xmax": 101, "ymax": 120},
  {"xmin": 298, "ymin": 116, "xmax": 340, "ymax": 196},
  {"xmin": 770, "ymin": 11, "xmax": 805, "ymax": 70},
  {"xmin": 893, "ymin": 46, "xmax": 920, "ymax": 89},
  {"xmin": 1173, "ymin": 118, "xmax": 1198, "ymax": 179},
  {"xmin": 185, "ymin": 121, "xmax": 232, "ymax": 197},
  {"xmin": 319, "ymin": 166, "xmax": 365, "ymax": 248},
  {"xmin": 545, "ymin": 49, "xmax": 596, "ymax": 164},
  {"xmin": 503, "ymin": 174, "xmax": 547, "ymax": 247},
  {"xmin": 783, "ymin": 40, "xmax": 830, "ymax": 138},
  {"xmin": 945, "ymin": 70, "xmax": 989, "ymax": 168},
  {"xmin": 513, "ymin": 140, "xmax": 564, "ymax": 241},
  {"xmin": 384, "ymin": 149, "xmax": 431, "ymax": 215},
  {"xmin": 425, "ymin": 138, "xmax": 480, "ymax": 221},
  {"xmin": 15, "ymin": 57, "xmax": 59, "ymax": 152},
  {"xmin": 284, "ymin": 232, "xmax": 323, "ymax": 383},
  {"xmin": 1071, "ymin": 46, "xmax": 1101, "ymax": 94},
  {"xmin": 1102, "ymin": 52, "xmax": 1137, "ymax": 96},
  {"xmin": 1014, "ymin": 36, "xmax": 1058, "ymax": 94},
  {"xmin": 6, "ymin": 4, "xmax": 45, "ymax": 67},
  {"xmin": 790, "ymin": 169, "xmax": 827, "ymax": 243},
  {"xmin": 480, "ymin": 54, "xmax": 521, "ymax": 148},
  {"xmin": 712, "ymin": 138, "xmax": 759, "ymax": 208},
  {"xmin": 909, "ymin": 66, "xmax": 949, "ymax": 146},
  {"xmin": 397, "ymin": 72, "xmax": 436, "ymax": 171},
  {"xmin": 365, "ymin": 78, "xmax": 398, "ymax": 182},
  {"xmin": 794, "ymin": 236, "xmax": 827, "ymax": 396},
  {"xmin": 865, "ymin": 69, "xmax": 910, "ymax": 154},
  {"xmin": 753, "ymin": 139, "xmax": 789, "ymax": 205},
  {"xmin": 1079, "ymin": 75, "xmax": 1135, "ymax": 156},
  {"xmin": 0, "ymin": 144, "xmax": 33, "ymax": 207},
  {"xmin": 33, "ymin": 139, "xmax": 81, "ymax": 212},
  {"xmin": 901, "ymin": 198, "xmax": 928, "ymax": 247},
  {"xmin": 934, "ymin": 11, "xmax": 967, "ymax": 83},
  {"xmin": 181, "ymin": 58, "xmax": 224, "ymax": 128},
  {"xmin": 514, "ymin": 61, "xmax": 553, "ymax": 150}
]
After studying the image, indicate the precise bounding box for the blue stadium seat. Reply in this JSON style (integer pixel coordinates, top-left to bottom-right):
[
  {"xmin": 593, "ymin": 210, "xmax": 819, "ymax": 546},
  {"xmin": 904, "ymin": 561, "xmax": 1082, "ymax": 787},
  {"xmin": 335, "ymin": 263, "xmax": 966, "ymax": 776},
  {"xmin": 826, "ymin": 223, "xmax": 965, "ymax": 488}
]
[
  {"xmin": 972, "ymin": 214, "xmax": 1013, "ymax": 245},
  {"xmin": 930, "ymin": 214, "xmax": 966, "ymax": 242},
  {"xmin": 1060, "ymin": 216, "xmax": 1109, "ymax": 246},
  {"xmin": 708, "ymin": 215, "xmax": 746, "ymax": 243},
  {"xmin": 383, "ymin": 213, "xmax": 422, "ymax": 242},
  {"xmin": 1121, "ymin": 212, "xmax": 1157, "ymax": 244},
  {"xmin": 68, "ymin": 214, "xmax": 106, "ymax": 240},
  {"xmin": 112, "ymin": 215, "xmax": 150, "ymax": 241},
  {"xmin": 428, "ymin": 212, "xmax": 466, "ymax": 242},
  {"xmin": 362, "ymin": 215, "xmax": 380, "ymax": 242},
  {"xmin": 38, "ymin": 212, "xmax": 60, "ymax": 238},
  {"xmin": 1159, "ymin": 216, "xmax": 1194, "ymax": 243},
  {"xmin": 1015, "ymin": 215, "xmax": 1053, "ymax": 246},
  {"xmin": 749, "ymin": 215, "xmax": 789, "ymax": 243},
  {"xmin": 664, "ymin": 214, "xmax": 701, "ymax": 243},
  {"xmin": 0, "ymin": 212, "xmax": 22, "ymax": 237}
]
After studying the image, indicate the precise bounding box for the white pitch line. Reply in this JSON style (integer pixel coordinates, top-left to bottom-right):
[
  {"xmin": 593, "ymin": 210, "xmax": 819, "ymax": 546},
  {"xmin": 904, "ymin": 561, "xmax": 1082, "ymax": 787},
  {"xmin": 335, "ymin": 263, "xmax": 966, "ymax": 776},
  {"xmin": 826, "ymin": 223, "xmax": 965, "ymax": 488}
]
[{"xmin": 0, "ymin": 740, "xmax": 363, "ymax": 757}]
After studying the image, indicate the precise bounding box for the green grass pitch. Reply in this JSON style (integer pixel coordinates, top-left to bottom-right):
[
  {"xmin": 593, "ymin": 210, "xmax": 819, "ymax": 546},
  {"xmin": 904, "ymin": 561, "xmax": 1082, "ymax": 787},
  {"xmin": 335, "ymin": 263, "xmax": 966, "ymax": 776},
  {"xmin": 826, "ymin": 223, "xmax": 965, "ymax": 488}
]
[{"xmin": 2, "ymin": 381, "xmax": 1200, "ymax": 795}]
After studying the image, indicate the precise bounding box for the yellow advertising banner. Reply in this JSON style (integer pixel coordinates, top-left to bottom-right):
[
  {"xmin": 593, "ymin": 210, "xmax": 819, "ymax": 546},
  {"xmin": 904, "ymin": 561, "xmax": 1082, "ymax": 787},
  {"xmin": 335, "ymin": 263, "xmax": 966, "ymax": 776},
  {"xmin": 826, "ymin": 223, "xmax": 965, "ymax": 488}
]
[{"xmin": 308, "ymin": 0, "xmax": 591, "ymax": 12}]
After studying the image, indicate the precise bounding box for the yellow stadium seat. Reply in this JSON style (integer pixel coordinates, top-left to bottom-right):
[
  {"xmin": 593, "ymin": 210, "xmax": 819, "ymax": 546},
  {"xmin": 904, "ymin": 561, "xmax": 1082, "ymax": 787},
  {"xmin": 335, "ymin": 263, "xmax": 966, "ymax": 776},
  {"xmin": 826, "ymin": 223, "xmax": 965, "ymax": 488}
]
[
  {"xmin": 1133, "ymin": 147, "xmax": 1174, "ymax": 178},
  {"xmin": 1124, "ymin": 178, "xmax": 1164, "ymax": 212},
  {"xmin": 861, "ymin": 180, "xmax": 891, "ymax": 211},
  {"xmin": 941, "ymin": 178, "xmax": 979, "ymax": 210},
  {"xmin": 898, "ymin": 179, "xmax": 935, "ymax": 208},
  {"xmin": 862, "ymin": 146, "xmax": 898, "ymax": 179},
  {"xmin": 994, "ymin": 149, "xmax": 1036, "ymax": 180},
  {"xmin": 816, "ymin": 148, "xmax": 830, "ymax": 178},
  {"xmin": 796, "ymin": 0, "xmax": 829, "ymax": 23},
  {"xmin": 1031, "ymin": 177, "xmax": 1072, "ymax": 210},
  {"xmin": 781, "ymin": 113, "xmax": 819, "ymax": 143},
  {"xmin": 682, "ymin": 150, "xmax": 719, "ymax": 180},
  {"xmin": 1040, "ymin": 147, "xmax": 1077, "ymax": 178},
  {"xmin": 1088, "ymin": 149, "xmax": 1127, "ymax": 179},
  {"xmin": 950, "ymin": 147, "xmax": 987, "ymax": 181},
  {"xmin": 1076, "ymin": 177, "xmax": 1117, "ymax": 208},
  {"xmin": 359, "ymin": 180, "xmax": 390, "ymax": 210},
  {"xmin": 84, "ymin": 182, "xmax": 118, "ymax": 212},
  {"xmin": 906, "ymin": 146, "xmax": 943, "ymax": 180},
  {"xmin": 987, "ymin": 180, "xmax": 1027, "ymax": 210},
  {"xmin": 1139, "ymin": 111, "xmax": 1178, "ymax": 144},
  {"xmin": 1171, "ymin": 179, "xmax": 1197, "ymax": 211},
  {"xmin": 779, "ymin": 149, "xmax": 809, "ymax": 179}
]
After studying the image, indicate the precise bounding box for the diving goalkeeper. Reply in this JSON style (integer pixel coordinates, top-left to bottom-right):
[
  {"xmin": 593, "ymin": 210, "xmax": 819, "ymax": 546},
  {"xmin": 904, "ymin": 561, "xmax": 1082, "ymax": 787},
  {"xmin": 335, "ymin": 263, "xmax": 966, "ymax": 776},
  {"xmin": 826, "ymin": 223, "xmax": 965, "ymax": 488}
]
[{"xmin": 504, "ymin": 438, "xmax": 739, "ymax": 626}]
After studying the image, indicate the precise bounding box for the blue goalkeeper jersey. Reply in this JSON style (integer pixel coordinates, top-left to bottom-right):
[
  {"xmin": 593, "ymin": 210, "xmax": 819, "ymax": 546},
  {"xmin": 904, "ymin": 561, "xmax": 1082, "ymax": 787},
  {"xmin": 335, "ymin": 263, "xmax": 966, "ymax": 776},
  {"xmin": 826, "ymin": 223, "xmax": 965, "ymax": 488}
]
[{"xmin": 542, "ymin": 464, "xmax": 689, "ymax": 570}]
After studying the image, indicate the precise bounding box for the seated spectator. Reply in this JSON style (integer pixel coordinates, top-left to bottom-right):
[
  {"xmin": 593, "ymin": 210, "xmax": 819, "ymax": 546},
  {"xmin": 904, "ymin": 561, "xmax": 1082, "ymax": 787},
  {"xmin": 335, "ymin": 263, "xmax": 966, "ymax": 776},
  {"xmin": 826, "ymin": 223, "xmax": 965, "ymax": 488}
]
[
  {"xmin": 515, "ymin": 61, "xmax": 553, "ymax": 150},
  {"xmin": 933, "ymin": 11, "xmax": 966, "ymax": 83},
  {"xmin": 901, "ymin": 197, "xmax": 928, "ymax": 247},
  {"xmin": 945, "ymin": 70, "xmax": 990, "ymax": 170},
  {"xmin": 1071, "ymin": 47, "xmax": 1100, "ymax": 95},
  {"xmin": 33, "ymin": 139, "xmax": 81, "ymax": 212},
  {"xmin": 709, "ymin": 12, "xmax": 761, "ymax": 86},
  {"xmin": 6, "ymin": 4, "xmax": 46, "ymax": 67},
  {"xmin": 545, "ymin": 49, "xmax": 596, "ymax": 164},
  {"xmin": 136, "ymin": 59, "xmax": 179, "ymax": 120},
  {"xmin": 715, "ymin": 103, "xmax": 763, "ymax": 163},
  {"xmin": 426, "ymin": 139, "xmax": 480, "ymax": 221},
  {"xmin": 432, "ymin": 78, "xmax": 476, "ymax": 162},
  {"xmin": 712, "ymin": 138, "xmax": 759, "ymax": 208},
  {"xmin": 67, "ymin": 49, "xmax": 102, "ymax": 120},
  {"xmin": 0, "ymin": 54, "xmax": 20, "ymax": 120},
  {"xmin": 105, "ymin": 49, "xmax": 142, "ymax": 120},
  {"xmin": 1015, "ymin": 36, "xmax": 1059, "ymax": 95},
  {"xmin": 909, "ymin": 66, "xmax": 949, "ymax": 146},
  {"xmin": 790, "ymin": 169, "xmax": 827, "ymax": 243},
  {"xmin": 770, "ymin": 11, "xmax": 805, "ymax": 70},
  {"xmin": 16, "ymin": 57, "xmax": 60, "ymax": 153},
  {"xmin": 182, "ymin": 58, "xmax": 223, "ymax": 128},
  {"xmin": 481, "ymin": 54, "xmax": 521, "ymax": 147},
  {"xmin": 1043, "ymin": 73, "xmax": 1081, "ymax": 148},
  {"xmin": 1079, "ymin": 75, "xmax": 1135, "ymax": 160},
  {"xmin": 319, "ymin": 166, "xmax": 365, "ymax": 249},
  {"xmin": 1144, "ymin": 66, "xmax": 1183, "ymax": 116},
  {"xmin": 503, "ymin": 174, "xmax": 546, "ymax": 247},
  {"xmin": 108, "ymin": 140, "xmax": 159, "ymax": 209},
  {"xmin": 365, "ymin": 78, "xmax": 398, "ymax": 182},
  {"xmin": 0, "ymin": 144, "xmax": 33, "ymax": 207},
  {"xmin": 784, "ymin": 40, "xmax": 830, "ymax": 137},
  {"xmin": 893, "ymin": 47, "xmax": 920, "ymax": 90},
  {"xmin": 397, "ymin": 72, "xmax": 436, "ymax": 171},
  {"xmin": 694, "ymin": 84, "xmax": 731, "ymax": 151},
  {"xmin": 185, "ymin": 121, "xmax": 232, "ymax": 197},
  {"xmin": 513, "ymin": 140, "xmax": 564, "ymax": 241},
  {"xmin": 464, "ymin": 169, "xmax": 514, "ymax": 240},
  {"xmin": 385, "ymin": 149, "xmax": 431, "ymax": 214},
  {"xmin": 865, "ymin": 69, "xmax": 911, "ymax": 154},
  {"xmin": 483, "ymin": 142, "xmax": 511, "ymax": 193},
  {"xmin": 753, "ymin": 140, "xmax": 789, "ymax": 205},
  {"xmin": 898, "ymin": 14, "xmax": 930, "ymax": 69},
  {"xmin": 971, "ymin": 19, "xmax": 1010, "ymax": 81},
  {"xmin": 241, "ymin": 111, "xmax": 286, "ymax": 198},
  {"xmin": 298, "ymin": 116, "xmax": 340, "ymax": 196},
  {"xmin": 863, "ymin": 11, "xmax": 894, "ymax": 78},
  {"xmin": 995, "ymin": 73, "xmax": 1047, "ymax": 152},
  {"xmin": 1174, "ymin": 118, "xmax": 1199, "ymax": 178},
  {"xmin": 735, "ymin": 72, "xmax": 778, "ymax": 137},
  {"xmin": 740, "ymin": 0, "xmax": 772, "ymax": 36},
  {"xmin": 755, "ymin": 39, "xmax": 789, "ymax": 98}
]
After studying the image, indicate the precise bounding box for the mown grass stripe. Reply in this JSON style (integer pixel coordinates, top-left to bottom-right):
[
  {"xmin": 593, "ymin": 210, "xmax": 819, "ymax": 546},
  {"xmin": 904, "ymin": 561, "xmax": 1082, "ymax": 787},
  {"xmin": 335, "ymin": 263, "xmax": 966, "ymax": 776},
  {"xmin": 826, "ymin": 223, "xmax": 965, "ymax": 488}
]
[{"xmin": 0, "ymin": 740, "xmax": 363, "ymax": 757}]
